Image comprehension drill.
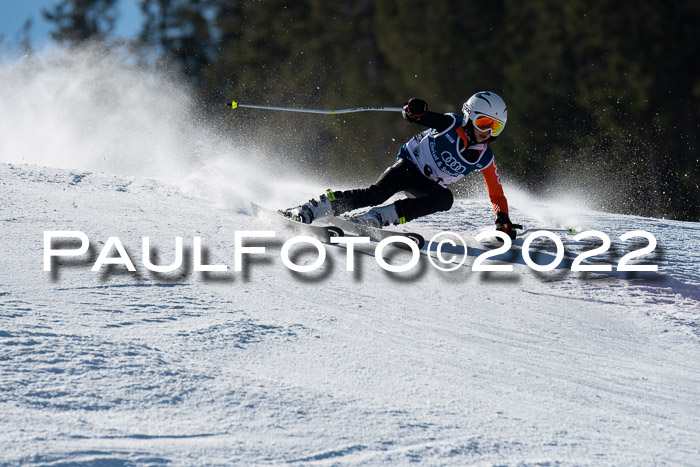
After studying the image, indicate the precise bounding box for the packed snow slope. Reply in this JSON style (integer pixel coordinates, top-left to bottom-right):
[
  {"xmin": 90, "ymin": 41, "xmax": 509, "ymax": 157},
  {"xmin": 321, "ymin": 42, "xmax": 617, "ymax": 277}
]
[
  {"xmin": 1, "ymin": 45, "xmax": 699, "ymax": 465},
  {"xmin": 1, "ymin": 162, "xmax": 699, "ymax": 466}
]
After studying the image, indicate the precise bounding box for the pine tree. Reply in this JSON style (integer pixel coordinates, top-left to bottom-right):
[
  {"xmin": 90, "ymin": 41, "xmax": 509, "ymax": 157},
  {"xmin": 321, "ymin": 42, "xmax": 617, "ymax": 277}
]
[
  {"xmin": 138, "ymin": 0, "xmax": 217, "ymax": 85},
  {"xmin": 43, "ymin": 0, "xmax": 118, "ymax": 45}
]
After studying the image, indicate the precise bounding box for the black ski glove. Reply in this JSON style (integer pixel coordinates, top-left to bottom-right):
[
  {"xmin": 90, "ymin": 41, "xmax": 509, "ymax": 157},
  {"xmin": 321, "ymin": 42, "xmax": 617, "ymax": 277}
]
[
  {"xmin": 495, "ymin": 212, "xmax": 522, "ymax": 241},
  {"xmin": 402, "ymin": 98, "xmax": 428, "ymax": 123}
]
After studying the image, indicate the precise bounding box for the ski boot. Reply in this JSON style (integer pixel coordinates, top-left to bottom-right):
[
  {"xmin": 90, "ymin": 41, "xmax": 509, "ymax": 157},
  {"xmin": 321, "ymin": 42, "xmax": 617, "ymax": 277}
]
[
  {"xmin": 281, "ymin": 190, "xmax": 335, "ymax": 224},
  {"xmin": 350, "ymin": 204, "xmax": 404, "ymax": 229}
]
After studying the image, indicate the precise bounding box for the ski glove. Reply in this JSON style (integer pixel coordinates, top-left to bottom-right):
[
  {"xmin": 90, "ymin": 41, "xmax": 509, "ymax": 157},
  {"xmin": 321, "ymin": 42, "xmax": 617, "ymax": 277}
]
[
  {"xmin": 495, "ymin": 212, "xmax": 522, "ymax": 241},
  {"xmin": 402, "ymin": 98, "xmax": 428, "ymax": 122}
]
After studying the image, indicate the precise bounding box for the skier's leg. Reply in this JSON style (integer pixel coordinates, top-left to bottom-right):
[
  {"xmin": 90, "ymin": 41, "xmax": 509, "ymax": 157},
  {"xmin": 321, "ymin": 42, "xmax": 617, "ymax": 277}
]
[
  {"xmin": 353, "ymin": 182, "xmax": 453, "ymax": 227},
  {"xmin": 394, "ymin": 185, "xmax": 454, "ymax": 222},
  {"xmin": 283, "ymin": 158, "xmax": 431, "ymax": 224},
  {"xmin": 340, "ymin": 159, "xmax": 453, "ymax": 227},
  {"xmin": 330, "ymin": 158, "xmax": 423, "ymax": 214}
]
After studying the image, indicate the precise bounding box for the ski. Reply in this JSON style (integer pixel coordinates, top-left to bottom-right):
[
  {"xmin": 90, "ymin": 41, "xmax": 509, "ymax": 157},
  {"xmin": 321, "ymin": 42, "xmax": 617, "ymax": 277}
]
[
  {"xmin": 326, "ymin": 216, "xmax": 426, "ymax": 249},
  {"xmin": 250, "ymin": 202, "xmax": 344, "ymax": 243}
]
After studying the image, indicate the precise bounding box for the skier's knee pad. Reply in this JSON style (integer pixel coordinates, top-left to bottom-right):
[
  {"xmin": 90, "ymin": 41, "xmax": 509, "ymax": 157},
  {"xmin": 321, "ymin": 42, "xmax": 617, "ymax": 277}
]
[
  {"xmin": 329, "ymin": 187, "xmax": 387, "ymax": 215},
  {"xmin": 333, "ymin": 185, "xmax": 393, "ymax": 214},
  {"xmin": 434, "ymin": 189, "xmax": 454, "ymax": 212},
  {"xmin": 365, "ymin": 184, "xmax": 395, "ymax": 204}
]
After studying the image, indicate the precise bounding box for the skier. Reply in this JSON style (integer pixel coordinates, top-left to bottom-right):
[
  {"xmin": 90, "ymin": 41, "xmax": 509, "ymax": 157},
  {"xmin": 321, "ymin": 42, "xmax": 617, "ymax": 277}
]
[{"xmin": 282, "ymin": 91, "xmax": 520, "ymax": 240}]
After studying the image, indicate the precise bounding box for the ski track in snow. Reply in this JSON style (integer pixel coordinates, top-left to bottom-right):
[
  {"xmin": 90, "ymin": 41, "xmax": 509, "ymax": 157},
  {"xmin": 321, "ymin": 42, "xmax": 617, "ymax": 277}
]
[{"xmin": 1, "ymin": 163, "xmax": 699, "ymax": 465}]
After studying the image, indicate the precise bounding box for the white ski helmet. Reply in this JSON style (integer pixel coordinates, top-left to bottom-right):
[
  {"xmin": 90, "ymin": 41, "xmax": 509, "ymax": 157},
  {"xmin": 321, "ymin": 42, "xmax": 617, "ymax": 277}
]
[{"xmin": 462, "ymin": 91, "xmax": 507, "ymax": 137}]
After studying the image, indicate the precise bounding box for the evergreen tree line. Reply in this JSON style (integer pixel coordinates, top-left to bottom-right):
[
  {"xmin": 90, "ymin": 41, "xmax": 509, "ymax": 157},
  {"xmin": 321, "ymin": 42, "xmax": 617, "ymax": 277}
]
[{"xmin": 41, "ymin": 0, "xmax": 699, "ymax": 221}]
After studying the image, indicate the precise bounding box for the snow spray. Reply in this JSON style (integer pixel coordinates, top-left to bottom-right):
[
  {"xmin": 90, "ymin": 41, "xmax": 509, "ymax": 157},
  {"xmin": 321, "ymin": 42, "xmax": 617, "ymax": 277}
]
[
  {"xmin": 0, "ymin": 44, "xmax": 316, "ymax": 212},
  {"xmin": 0, "ymin": 44, "xmax": 202, "ymax": 178}
]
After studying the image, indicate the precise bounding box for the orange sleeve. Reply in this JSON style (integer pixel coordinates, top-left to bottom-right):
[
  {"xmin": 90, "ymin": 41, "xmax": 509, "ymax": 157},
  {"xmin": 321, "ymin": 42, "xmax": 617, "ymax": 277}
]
[{"xmin": 481, "ymin": 159, "xmax": 509, "ymax": 216}]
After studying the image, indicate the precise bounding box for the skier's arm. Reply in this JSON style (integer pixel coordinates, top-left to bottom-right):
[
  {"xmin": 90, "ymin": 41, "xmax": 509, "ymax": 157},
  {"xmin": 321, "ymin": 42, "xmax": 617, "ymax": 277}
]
[
  {"xmin": 480, "ymin": 158, "xmax": 509, "ymax": 216},
  {"xmin": 402, "ymin": 98, "xmax": 453, "ymax": 132}
]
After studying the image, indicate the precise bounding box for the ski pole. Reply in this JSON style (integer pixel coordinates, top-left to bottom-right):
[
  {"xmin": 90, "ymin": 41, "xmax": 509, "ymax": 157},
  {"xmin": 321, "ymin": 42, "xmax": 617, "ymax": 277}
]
[
  {"xmin": 519, "ymin": 227, "xmax": 577, "ymax": 235},
  {"xmin": 227, "ymin": 100, "xmax": 403, "ymax": 115}
]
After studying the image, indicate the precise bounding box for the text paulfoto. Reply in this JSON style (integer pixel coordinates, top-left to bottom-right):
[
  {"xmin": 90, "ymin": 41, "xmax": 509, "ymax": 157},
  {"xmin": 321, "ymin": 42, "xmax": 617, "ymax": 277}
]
[{"xmin": 43, "ymin": 229, "xmax": 659, "ymax": 277}]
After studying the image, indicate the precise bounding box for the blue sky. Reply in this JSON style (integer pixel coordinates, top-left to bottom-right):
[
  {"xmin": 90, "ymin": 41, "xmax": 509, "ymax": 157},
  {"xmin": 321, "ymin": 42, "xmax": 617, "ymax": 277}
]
[{"xmin": 0, "ymin": 0, "xmax": 142, "ymax": 49}]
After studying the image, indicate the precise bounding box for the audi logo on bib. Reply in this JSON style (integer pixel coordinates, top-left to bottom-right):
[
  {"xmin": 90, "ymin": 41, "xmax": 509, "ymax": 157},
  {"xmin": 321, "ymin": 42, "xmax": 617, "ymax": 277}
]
[{"xmin": 441, "ymin": 151, "xmax": 465, "ymax": 173}]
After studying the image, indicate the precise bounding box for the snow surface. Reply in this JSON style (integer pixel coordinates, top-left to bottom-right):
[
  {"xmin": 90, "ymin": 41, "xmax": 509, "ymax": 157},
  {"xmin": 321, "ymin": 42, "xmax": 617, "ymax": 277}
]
[
  {"xmin": 1, "ymin": 162, "xmax": 699, "ymax": 465},
  {"xmin": 1, "ymin": 46, "xmax": 699, "ymax": 465}
]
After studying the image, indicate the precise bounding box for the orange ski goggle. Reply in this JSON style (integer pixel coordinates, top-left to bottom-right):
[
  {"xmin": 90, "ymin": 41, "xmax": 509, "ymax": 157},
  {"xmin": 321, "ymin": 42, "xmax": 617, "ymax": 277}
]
[{"xmin": 473, "ymin": 115, "xmax": 505, "ymax": 136}]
